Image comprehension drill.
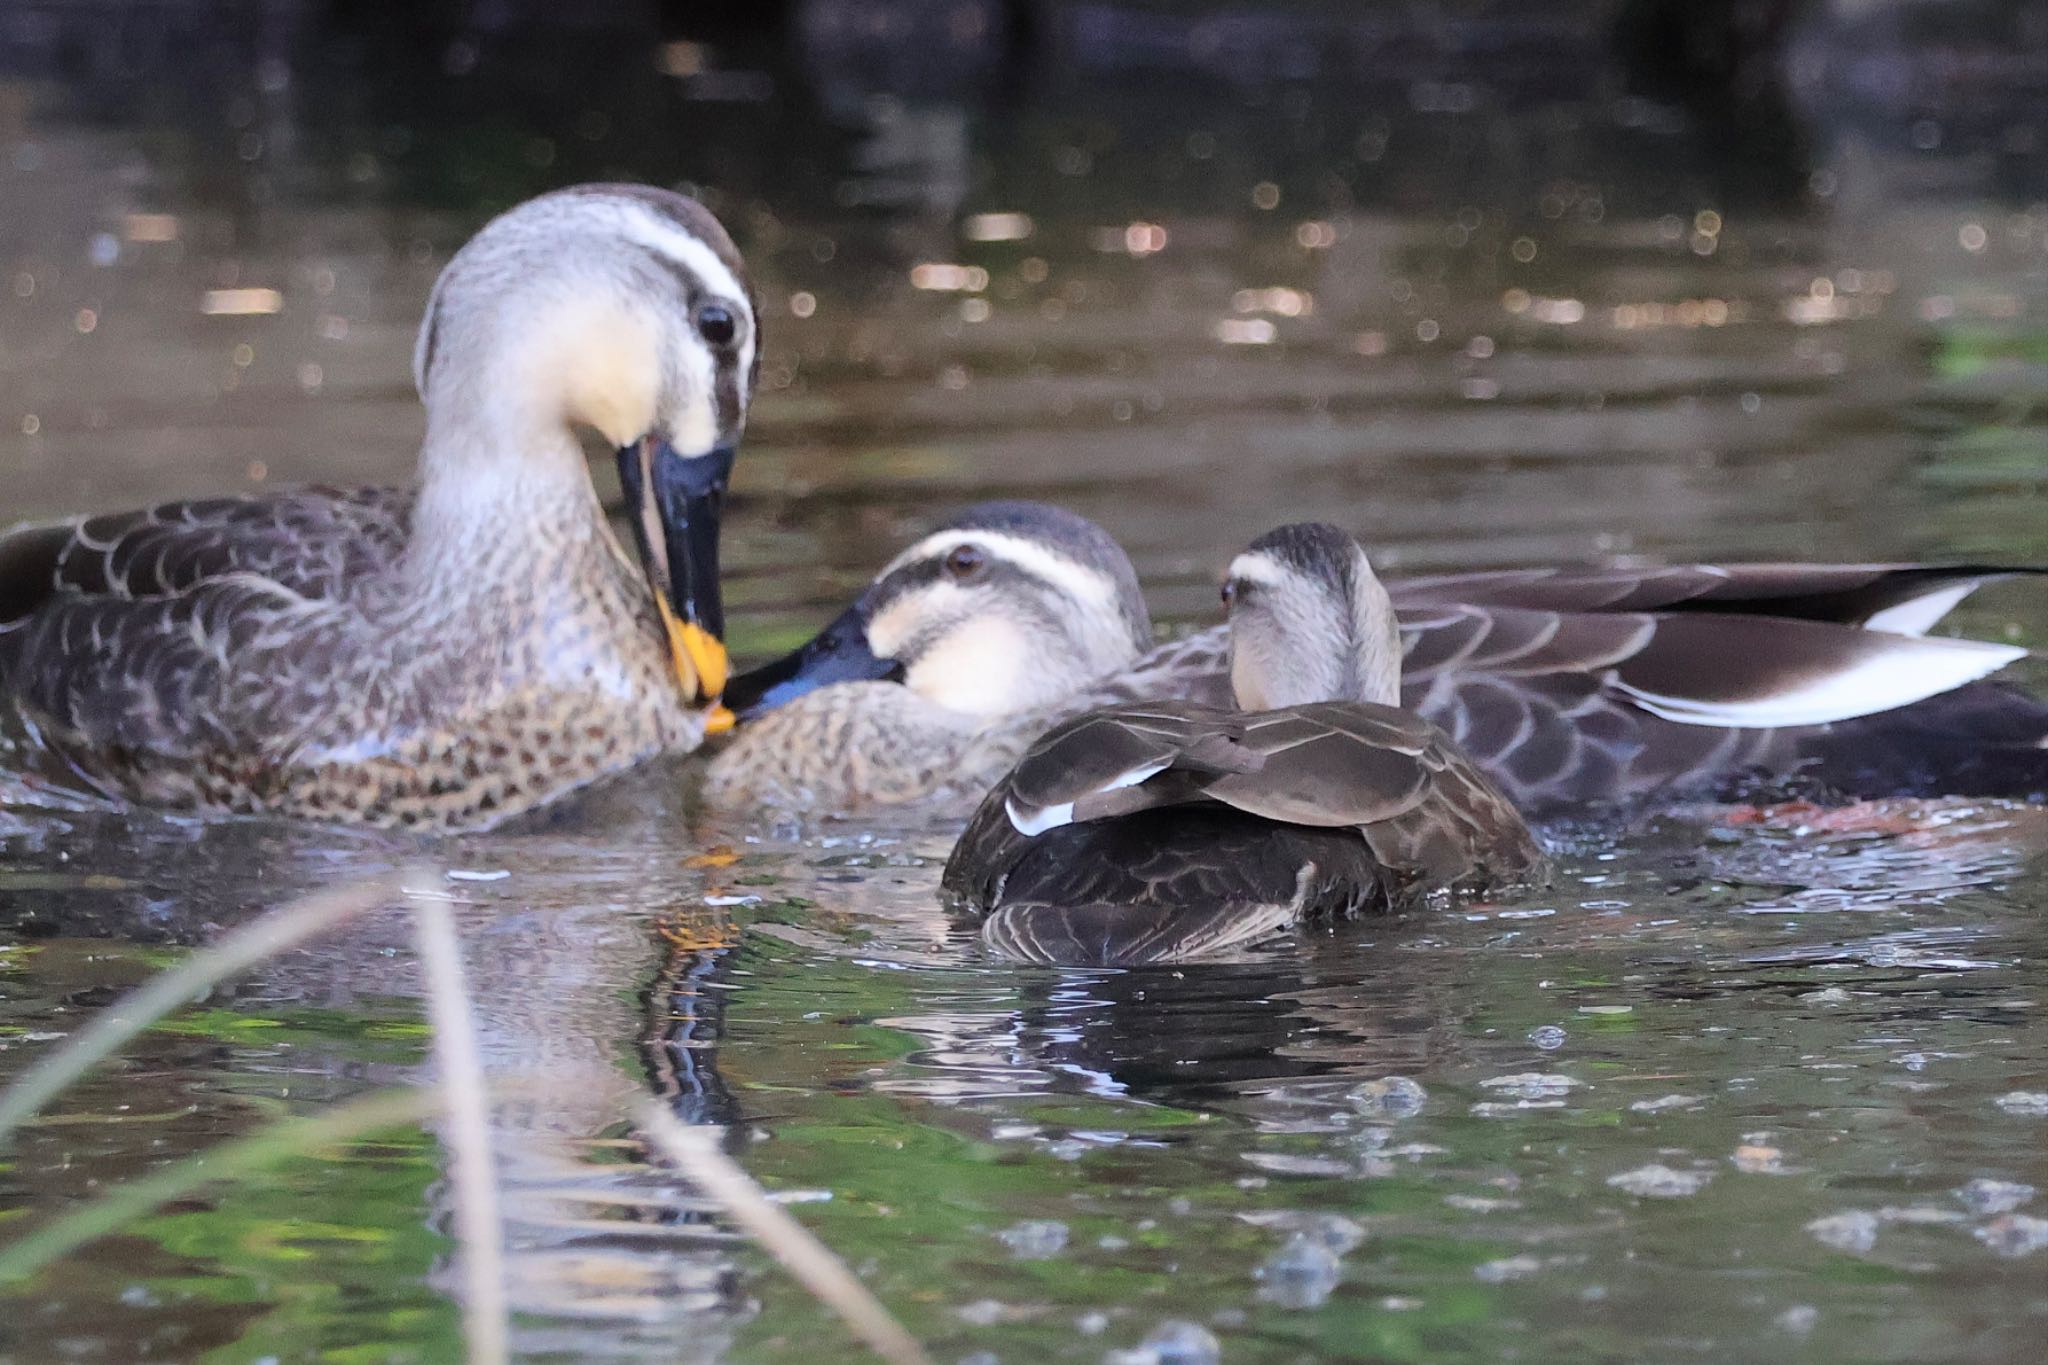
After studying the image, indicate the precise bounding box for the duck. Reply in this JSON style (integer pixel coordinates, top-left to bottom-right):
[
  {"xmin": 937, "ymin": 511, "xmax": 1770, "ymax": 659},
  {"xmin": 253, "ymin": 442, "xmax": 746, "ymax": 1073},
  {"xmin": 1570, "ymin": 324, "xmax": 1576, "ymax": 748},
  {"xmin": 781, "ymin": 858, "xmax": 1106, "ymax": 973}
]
[
  {"xmin": 700, "ymin": 500, "xmax": 1152, "ymax": 810},
  {"xmin": 940, "ymin": 523, "xmax": 1548, "ymax": 966},
  {"xmin": 0, "ymin": 184, "xmax": 758, "ymax": 829},
  {"xmin": 727, "ymin": 517, "xmax": 2048, "ymax": 815}
]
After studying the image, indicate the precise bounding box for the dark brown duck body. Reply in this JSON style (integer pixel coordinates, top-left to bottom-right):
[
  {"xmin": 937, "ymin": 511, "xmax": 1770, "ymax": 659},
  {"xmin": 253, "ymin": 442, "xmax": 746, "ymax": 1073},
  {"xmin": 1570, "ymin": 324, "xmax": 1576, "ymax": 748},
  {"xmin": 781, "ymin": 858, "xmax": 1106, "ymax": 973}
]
[{"xmin": 942, "ymin": 701, "xmax": 1546, "ymax": 968}]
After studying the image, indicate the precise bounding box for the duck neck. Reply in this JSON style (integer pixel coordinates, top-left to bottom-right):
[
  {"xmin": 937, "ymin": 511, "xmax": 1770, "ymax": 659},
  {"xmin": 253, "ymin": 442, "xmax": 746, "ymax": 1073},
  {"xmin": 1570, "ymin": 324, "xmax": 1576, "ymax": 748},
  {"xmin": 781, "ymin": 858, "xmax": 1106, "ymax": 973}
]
[
  {"xmin": 1344, "ymin": 573, "xmax": 1403, "ymax": 707},
  {"xmin": 405, "ymin": 401, "xmax": 620, "ymax": 604}
]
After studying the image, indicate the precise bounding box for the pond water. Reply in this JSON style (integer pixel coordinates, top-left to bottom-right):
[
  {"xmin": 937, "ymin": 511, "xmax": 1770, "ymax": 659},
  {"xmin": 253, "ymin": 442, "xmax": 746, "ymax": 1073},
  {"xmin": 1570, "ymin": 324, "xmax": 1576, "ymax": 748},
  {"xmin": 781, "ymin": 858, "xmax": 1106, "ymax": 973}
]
[{"xmin": 3, "ymin": 3, "xmax": 2048, "ymax": 1362}]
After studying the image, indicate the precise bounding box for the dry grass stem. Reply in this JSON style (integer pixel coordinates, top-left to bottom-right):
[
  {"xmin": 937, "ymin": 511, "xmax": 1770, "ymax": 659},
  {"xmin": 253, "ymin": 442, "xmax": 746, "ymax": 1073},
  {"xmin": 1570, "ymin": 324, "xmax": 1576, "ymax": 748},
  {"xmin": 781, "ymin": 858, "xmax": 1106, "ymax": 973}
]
[
  {"xmin": 406, "ymin": 881, "xmax": 510, "ymax": 1365},
  {"xmin": 638, "ymin": 1103, "xmax": 932, "ymax": 1365}
]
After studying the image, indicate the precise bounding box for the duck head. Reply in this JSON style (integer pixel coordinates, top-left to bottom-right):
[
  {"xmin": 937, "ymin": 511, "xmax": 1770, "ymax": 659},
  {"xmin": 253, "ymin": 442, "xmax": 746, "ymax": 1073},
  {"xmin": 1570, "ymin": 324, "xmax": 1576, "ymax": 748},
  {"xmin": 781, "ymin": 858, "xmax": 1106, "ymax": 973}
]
[
  {"xmin": 412, "ymin": 184, "xmax": 758, "ymax": 707},
  {"xmin": 1224, "ymin": 522, "xmax": 1401, "ymax": 709},
  {"xmin": 726, "ymin": 502, "xmax": 1152, "ymax": 719}
]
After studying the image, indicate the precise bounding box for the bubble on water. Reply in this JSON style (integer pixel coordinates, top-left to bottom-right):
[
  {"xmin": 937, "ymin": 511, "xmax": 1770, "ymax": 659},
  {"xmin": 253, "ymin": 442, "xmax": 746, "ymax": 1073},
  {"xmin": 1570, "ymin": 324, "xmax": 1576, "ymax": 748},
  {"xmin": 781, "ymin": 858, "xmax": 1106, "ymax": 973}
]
[
  {"xmin": 1955, "ymin": 1179, "xmax": 2036, "ymax": 1216},
  {"xmin": 960, "ymin": 1353, "xmax": 1001, "ymax": 1365},
  {"xmin": 1775, "ymin": 1305, "xmax": 1820, "ymax": 1336},
  {"xmin": 1994, "ymin": 1091, "xmax": 2048, "ymax": 1116},
  {"xmin": 1974, "ymin": 1214, "xmax": 2048, "ymax": 1257},
  {"xmin": 1105, "ymin": 1319, "xmax": 1221, "ymax": 1365},
  {"xmin": 1244, "ymin": 1152, "xmax": 1352, "ymax": 1177},
  {"xmin": 1800, "ymin": 987, "xmax": 1855, "ymax": 1005},
  {"xmin": 1876, "ymin": 1205, "xmax": 1966, "ymax": 1227},
  {"xmin": 1629, "ymin": 1094, "xmax": 1702, "ymax": 1114},
  {"xmin": 1471, "ymin": 1100, "xmax": 1565, "ymax": 1117},
  {"xmin": 1098, "ymin": 1235, "xmax": 1130, "ymax": 1251},
  {"xmin": 998, "ymin": 1219, "xmax": 1069, "ymax": 1259},
  {"xmin": 1731, "ymin": 1143, "xmax": 1788, "ymax": 1175},
  {"xmin": 1444, "ymin": 1194, "xmax": 1521, "ymax": 1213},
  {"xmin": 1348, "ymin": 1075, "xmax": 1427, "ymax": 1117},
  {"xmin": 1237, "ymin": 1210, "xmax": 1365, "ymax": 1255},
  {"xmin": 1474, "ymin": 1254, "xmax": 1543, "ymax": 1283},
  {"xmin": 1527, "ymin": 1025, "xmax": 1567, "ymax": 1050},
  {"xmin": 1807, "ymin": 1211, "xmax": 1880, "ymax": 1254},
  {"xmin": 958, "ymin": 1299, "xmax": 1011, "ymax": 1326},
  {"xmin": 1255, "ymin": 1234, "xmax": 1342, "ymax": 1310},
  {"xmin": 1607, "ymin": 1164, "xmax": 1714, "ymax": 1198},
  {"xmin": 1481, "ymin": 1072, "xmax": 1580, "ymax": 1099},
  {"xmin": 1077, "ymin": 1311, "xmax": 1110, "ymax": 1335}
]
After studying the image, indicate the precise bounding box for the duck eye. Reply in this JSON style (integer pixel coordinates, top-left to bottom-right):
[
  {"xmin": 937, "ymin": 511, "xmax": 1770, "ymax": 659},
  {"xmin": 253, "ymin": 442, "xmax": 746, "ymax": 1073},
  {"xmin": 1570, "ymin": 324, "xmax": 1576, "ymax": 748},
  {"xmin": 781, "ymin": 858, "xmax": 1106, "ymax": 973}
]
[
  {"xmin": 943, "ymin": 544, "xmax": 988, "ymax": 580},
  {"xmin": 697, "ymin": 303, "xmax": 738, "ymax": 348},
  {"xmin": 1220, "ymin": 579, "xmax": 1239, "ymax": 606}
]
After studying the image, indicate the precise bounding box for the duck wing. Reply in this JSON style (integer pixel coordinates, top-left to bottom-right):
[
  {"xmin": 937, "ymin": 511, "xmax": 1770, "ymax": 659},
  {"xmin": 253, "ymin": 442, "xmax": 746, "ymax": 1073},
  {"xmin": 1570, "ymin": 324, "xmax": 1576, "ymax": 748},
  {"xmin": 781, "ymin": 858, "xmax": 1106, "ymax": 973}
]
[
  {"xmin": 1, "ymin": 488, "xmax": 410, "ymax": 629},
  {"xmin": 944, "ymin": 700, "xmax": 1545, "ymax": 965},
  {"xmin": 1202, "ymin": 701, "xmax": 1546, "ymax": 885},
  {"xmin": 1390, "ymin": 562, "xmax": 2041, "ymax": 634},
  {"xmin": 943, "ymin": 701, "xmax": 1254, "ymax": 911},
  {"xmin": 1101, "ymin": 561, "xmax": 2040, "ymax": 808},
  {"xmin": 0, "ymin": 488, "xmax": 412, "ymax": 764}
]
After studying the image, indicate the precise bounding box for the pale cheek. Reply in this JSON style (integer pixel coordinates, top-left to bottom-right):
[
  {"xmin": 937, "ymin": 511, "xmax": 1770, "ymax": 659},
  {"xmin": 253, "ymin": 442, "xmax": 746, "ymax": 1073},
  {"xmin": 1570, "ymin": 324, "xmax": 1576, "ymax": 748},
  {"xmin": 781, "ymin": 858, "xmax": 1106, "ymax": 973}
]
[
  {"xmin": 549, "ymin": 305, "xmax": 660, "ymax": 447},
  {"xmin": 906, "ymin": 618, "xmax": 1033, "ymax": 716}
]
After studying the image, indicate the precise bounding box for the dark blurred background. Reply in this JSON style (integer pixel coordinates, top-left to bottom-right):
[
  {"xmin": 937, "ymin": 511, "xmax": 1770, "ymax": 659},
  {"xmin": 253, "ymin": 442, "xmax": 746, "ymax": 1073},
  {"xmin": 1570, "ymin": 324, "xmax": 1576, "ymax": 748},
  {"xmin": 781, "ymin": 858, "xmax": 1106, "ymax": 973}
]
[{"xmin": 4, "ymin": 0, "xmax": 2046, "ymax": 651}]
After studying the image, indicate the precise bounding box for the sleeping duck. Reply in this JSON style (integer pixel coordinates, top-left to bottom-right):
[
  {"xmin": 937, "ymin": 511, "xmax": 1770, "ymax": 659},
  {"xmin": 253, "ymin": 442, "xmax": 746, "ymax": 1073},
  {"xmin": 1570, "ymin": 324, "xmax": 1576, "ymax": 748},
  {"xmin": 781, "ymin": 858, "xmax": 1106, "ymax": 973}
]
[
  {"xmin": 940, "ymin": 523, "xmax": 1548, "ymax": 966},
  {"xmin": 723, "ymin": 507, "xmax": 2047, "ymax": 815}
]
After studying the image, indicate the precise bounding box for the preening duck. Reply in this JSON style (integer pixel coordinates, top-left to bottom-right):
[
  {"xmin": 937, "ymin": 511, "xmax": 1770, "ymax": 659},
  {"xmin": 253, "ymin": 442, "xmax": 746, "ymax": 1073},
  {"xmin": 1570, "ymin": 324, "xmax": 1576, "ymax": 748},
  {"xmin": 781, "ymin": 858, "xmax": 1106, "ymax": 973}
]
[
  {"xmin": 731, "ymin": 521, "xmax": 2048, "ymax": 814},
  {"xmin": 0, "ymin": 184, "xmax": 758, "ymax": 828},
  {"xmin": 941, "ymin": 523, "xmax": 1547, "ymax": 967},
  {"xmin": 701, "ymin": 500, "xmax": 1152, "ymax": 810}
]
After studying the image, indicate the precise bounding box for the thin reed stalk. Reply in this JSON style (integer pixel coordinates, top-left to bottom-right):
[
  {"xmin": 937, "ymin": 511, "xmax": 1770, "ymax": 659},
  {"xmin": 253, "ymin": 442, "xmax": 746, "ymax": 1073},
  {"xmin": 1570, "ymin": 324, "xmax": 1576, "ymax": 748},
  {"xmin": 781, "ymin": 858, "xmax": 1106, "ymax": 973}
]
[
  {"xmin": 638, "ymin": 1102, "xmax": 933, "ymax": 1365},
  {"xmin": 407, "ymin": 883, "xmax": 510, "ymax": 1365},
  {"xmin": 0, "ymin": 875, "xmax": 401, "ymax": 1143}
]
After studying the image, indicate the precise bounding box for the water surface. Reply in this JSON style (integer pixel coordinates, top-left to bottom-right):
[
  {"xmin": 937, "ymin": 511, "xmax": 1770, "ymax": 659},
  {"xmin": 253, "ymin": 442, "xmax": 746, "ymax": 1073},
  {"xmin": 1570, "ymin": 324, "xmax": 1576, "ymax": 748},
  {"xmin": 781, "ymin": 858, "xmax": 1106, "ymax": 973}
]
[{"xmin": 2, "ymin": 4, "xmax": 2047, "ymax": 1361}]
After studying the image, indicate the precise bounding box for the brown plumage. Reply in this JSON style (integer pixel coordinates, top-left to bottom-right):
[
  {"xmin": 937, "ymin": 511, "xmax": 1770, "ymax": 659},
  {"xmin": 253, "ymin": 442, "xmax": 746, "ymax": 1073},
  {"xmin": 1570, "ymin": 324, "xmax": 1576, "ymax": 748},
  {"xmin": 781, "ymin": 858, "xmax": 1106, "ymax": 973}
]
[
  {"xmin": 725, "ymin": 508, "xmax": 2048, "ymax": 816},
  {"xmin": 0, "ymin": 185, "xmax": 760, "ymax": 829},
  {"xmin": 1098, "ymin": 562, "xmax": 2046, "ymax": 813},
  {"xmin": 942, "ymin": 524, "xmax": 1547, "ymax": 966}
]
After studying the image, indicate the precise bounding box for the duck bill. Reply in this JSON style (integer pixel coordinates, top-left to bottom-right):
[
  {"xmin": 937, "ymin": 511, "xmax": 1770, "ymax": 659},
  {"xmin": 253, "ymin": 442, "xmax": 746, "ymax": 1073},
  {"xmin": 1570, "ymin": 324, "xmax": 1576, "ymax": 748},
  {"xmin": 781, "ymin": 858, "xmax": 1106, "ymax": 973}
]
[
  {"xmin": 618, "ymin": 437, "xmax": 732, "ymax": 710},
  {"xmin": 723, "ymin": 600, "xmax": 905, "ymax": 719}
]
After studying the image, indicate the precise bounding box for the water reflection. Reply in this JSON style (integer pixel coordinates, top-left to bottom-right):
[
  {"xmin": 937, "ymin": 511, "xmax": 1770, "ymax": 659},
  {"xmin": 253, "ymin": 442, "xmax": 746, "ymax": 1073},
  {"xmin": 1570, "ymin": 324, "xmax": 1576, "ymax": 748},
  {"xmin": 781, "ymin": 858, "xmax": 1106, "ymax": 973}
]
[{"xmin": 5, "ymin": 0, "xmax": 2048, "ymax": 1359}]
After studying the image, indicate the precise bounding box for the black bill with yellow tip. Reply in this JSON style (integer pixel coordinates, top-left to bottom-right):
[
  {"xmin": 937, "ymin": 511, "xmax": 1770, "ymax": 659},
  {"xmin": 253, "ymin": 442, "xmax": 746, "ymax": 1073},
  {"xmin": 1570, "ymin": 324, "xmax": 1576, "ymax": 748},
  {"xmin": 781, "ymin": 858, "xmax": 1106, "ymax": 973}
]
[
  {"xmin": 723, "ymin": 599, "xmax": 905, "ymax": 719},
  {"xmin": 618, "ymin": 437, "xmax": 732, "ymax": 711}
]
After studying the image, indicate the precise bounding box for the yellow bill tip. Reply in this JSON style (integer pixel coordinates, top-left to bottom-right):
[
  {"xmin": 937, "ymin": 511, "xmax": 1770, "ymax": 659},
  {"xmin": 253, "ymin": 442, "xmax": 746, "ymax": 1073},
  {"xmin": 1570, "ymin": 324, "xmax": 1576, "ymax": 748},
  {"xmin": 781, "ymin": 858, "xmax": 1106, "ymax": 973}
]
[
  {"xmin": 703, "ymin": 704, "xmax": 737, "ymax": 736},
  {"xmin": 654, "ymin": 595, "xmax": 730, "ymax": 704},
  {"xmin": 677, "ymin": 623, "xmax": 729, "ymax": 700}
]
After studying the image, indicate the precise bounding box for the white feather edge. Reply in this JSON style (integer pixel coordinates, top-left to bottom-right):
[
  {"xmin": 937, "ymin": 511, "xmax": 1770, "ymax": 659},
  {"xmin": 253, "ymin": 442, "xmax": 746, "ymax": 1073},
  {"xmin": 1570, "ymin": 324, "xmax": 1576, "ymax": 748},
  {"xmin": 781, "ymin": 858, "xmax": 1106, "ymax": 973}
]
[
  {"xmin": 1863, "ymin": 580, "xmax": 1985, "ymax": 637},
  {"xmin": 1613, "ymin": 632, "xmax": 2028, "ymax": 729},
  {"xmin": 1005, "ymin": 759, "xmax": 1170, "ymax": 837}
]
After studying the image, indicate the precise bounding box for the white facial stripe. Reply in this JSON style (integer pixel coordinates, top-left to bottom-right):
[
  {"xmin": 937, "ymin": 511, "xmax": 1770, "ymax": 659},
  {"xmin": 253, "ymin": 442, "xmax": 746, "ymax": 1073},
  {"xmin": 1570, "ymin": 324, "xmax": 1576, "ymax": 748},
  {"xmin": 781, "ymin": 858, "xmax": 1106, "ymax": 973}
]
[
  {"xmin": 886, "ymin": 530, "xmax": 1119, "ymax": 614},
  {"xmin": 1226, "ymin": 551, "xmax": 1294, "ymax": 590},
  {"xmin": 614, "ymin": 208, "xmax": 757, "ymax": 383}
]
